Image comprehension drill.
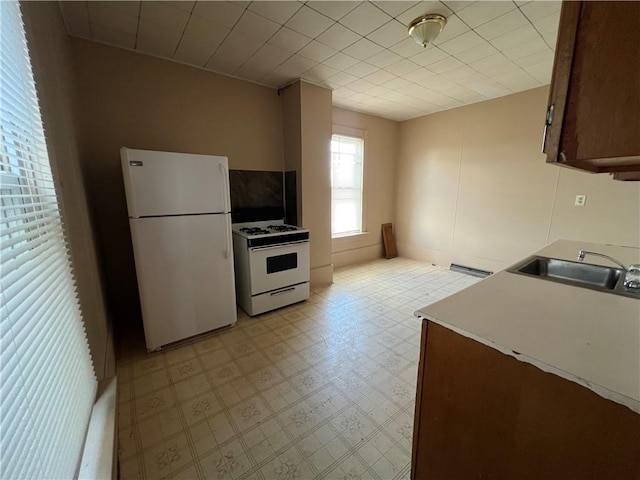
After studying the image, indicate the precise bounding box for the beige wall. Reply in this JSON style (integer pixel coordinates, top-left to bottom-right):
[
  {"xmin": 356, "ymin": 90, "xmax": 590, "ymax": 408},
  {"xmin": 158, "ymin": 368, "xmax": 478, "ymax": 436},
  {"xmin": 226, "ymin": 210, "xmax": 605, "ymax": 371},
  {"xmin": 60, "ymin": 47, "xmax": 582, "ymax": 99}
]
[
  {"xmin": 331, "ymin": 108, "xmax": 399, "ymax": 268},
  {"xmin": 70, "ymin": 39, "xmax": 284, "ymax": 328},
  {"xmin": 22, "ymin": 2, "xmax": 114, "ymax": 379},
  {"xmin": 300, "ymin": 82, "xmax": 333, "ymax": 285},
  {"xmin": 281, "ymin": 82, "xmax": 302, "ymax": 225},
  {"xmin": 397, "ymin": 87, "xmax": 640, "ymax": 272}
]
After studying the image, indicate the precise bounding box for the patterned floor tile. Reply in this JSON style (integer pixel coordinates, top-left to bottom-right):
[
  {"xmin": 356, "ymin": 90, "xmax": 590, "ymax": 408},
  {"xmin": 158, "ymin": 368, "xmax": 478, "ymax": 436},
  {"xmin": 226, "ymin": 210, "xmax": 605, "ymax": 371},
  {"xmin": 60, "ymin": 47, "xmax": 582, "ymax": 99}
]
[{"xmin": 116, "ymin": 259, "xmax": 480, "ymax": 479}]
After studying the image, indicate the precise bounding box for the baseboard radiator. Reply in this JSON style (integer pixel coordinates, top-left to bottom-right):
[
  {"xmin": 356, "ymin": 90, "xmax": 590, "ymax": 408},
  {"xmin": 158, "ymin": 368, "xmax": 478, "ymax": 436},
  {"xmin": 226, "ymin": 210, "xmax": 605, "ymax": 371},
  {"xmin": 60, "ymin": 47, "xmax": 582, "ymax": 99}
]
[
  {"xmin": 79, "ymin": 377, "xmax": 117, "ymax": 479},
  {"xmin": 450, "ymin": 263, "xmax": 493, "ymax": 278}
]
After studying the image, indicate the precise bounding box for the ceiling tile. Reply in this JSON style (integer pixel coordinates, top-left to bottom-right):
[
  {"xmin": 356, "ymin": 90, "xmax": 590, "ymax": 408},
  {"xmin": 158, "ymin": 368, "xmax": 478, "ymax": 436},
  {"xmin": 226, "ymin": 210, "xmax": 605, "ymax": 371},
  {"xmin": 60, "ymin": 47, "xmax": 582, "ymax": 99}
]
[
  {"xmin": 326, "ymin": 71, "xmax": 359, "ymax": 87},
  {"xmin": 439, "ymin": 30, "xmax": 485, "ymax": 55},
  {"xmin": 395, "ymin": 1, "xmax": 452, "ymax": 26},
  {"xmin": 469, "ymin": 53, "xmax": 514, "ymax": 77},
  {"xmin": 426, "ymin": 56, "xmax": 464, "ymax": 74},
  {"xmin": 403, "ymin": 67, "xmax": 436, "ymax": 82},
  {"xmin": 442, "ymin": 1, "xmax": 474, "ymax": 12},
  {"xmin": 490, "ymin": 24, "xmax": 540, "ymax": 51},
  {"xmin": 268, "ymin": 27, "xmax": 312, "ymax": 53},
  {"xmin": 303, "ymin": 63, "xmax": 340, "ymax": 82},
  {"xmin": 182, "ymin": 15, "xmax": 230, "ymax": 45},
  {"xmin": 532, "ymin": 13, "xmax": 560, "ymax": 39},
  {"xmin": 173, "ymin": 33, "xmax": 219, "ymax": 66},
  {"xmin": 191, "ymin": 1, "xmax": 245, "ymax": 29},
  {"xmin": 316, "ymin": 23, "xmax": 361, "ymax": 50},
  {"xmin": 475, "ymin": 9, "xmax": 529, "ymax": 41},
  {"xmin": 383, "ymin": 76, "xmax": 415, "ymax": 90},
  {"xmin": 372, "ymin": 1, "xmax": 419, "ymax": 18},
  {"xmin": 233, "ymin": 62, "xmax": 272, "ymax": 82},
  {"xmin": 502, "ymin": 37, "xmax": 548, "ymax": 61},
  {"xmin": 464, "ymin": 77, "xmax": 511, "ymax": 96},
  {"xmin": 524, "ymin": 59, "xmax": 553, "ymax": 83},
  {"xmin": 384, "ymin": 58, "xmax": 421, "ymax": 75},
  {"xmin": 91, "ymin": 23, "xmax": 136, "ymax": 49},
  {"xmin": 454, "ymin": 42, "xmax": 498, "ymax": 63},
  {"xmin": 389, "ymin": 37, "xmax": 424, "ymax": 57},
  {"xmin": 137, "ymin": 19, "xmax": 182, "ymax": 57},
  {"xmin": 365, "ymin": 49, "xmax": 404, "ymax": 68},
  {"xmin": 410, "ymin": 46, "xmax": 448, "ymax": 66},
  {"xmin": 364, "ymin": 69, "xmax": 397, "ymax": 85},
  {"xmin": 456, "ymin": 1, "xmax": 517, "ymax": 28},
  {"xmin": 340, "ymin": 2, "xmax": 393, "ymax": 36},
  {"xmin": 261, "ymin": 70, "xmax": 291, "ymax": 87},
  {"xmin": 232, "ymin": 10, "xmax": 281, "ymax": 43},
  {"xmin": 209, "ymin": 30, "xmax": 263, "ymax": 70},
  {"xmin": 164, "ymin": 2, "xmax": 195, "ymax": 13},
  {"xmin": 285, "ymin": 5, "xmax": 335, "ymax": 38},
  {"xmin": 298, "ymin": 40, "xmax": 337, "ymax": 63},
  {"xmin": 519, "ymin": 1, "xmax": 561, "ymax": 22},
  {"xmin": 247, "ymin": 43, "xmax": 294, "ymax": 69},
  {"xmin": 493, "ymin": 69, "xmax": 539, "ymax": 91},
  {"xmin": 307, "ymin": 1, "xmax": 362, "ymax": 21},
  {"xmin": 366, "ymin": 20, "xmax": 408, "ymax": 48},
  {"xmin": 87, "ymin": 2, "xmax": 139, "ymax": 36},
  {"xmin": 515, "ymin": 50, "xmax": 552, "ymax": 69},
  {"xmin": 348, "ymin": 78, "xmax": 378, "ymax": 92},
  {"xmin": 140, "ymin": 2, "xmax": 190, "ymax": 35},
  {"xmin": 430, "ymin": 14, "xmax": 469, "ymax": 45},
  {"xmin": 248, "ymin": 1, "xmax": 302, "ymax": 24},
  {"xmin": 343, "ymin": 38, "xmax": 385, "ymax": 61},
  {"xmin": 439, "ymin": 64, "xmax": 476, "ymax": 81},
  {"xmin": 344, "ymin": 61, "xmax": 379, "ymax": 78},
  {"xmin": 58, "ymin": 2, "xmax": 91, "ymax": 38},
  {"xmin": 323, "ymin": 52, "xmax": 360, "ymax": 70}
]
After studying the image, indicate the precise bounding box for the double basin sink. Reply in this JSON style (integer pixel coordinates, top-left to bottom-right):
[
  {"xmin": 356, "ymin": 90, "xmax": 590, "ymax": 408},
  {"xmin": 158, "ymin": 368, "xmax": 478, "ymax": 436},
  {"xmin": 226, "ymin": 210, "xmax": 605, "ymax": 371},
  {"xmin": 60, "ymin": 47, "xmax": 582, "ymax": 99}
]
[{"xmin": 507, "ymin": 256, "xmax": 640, "ymax": 299}]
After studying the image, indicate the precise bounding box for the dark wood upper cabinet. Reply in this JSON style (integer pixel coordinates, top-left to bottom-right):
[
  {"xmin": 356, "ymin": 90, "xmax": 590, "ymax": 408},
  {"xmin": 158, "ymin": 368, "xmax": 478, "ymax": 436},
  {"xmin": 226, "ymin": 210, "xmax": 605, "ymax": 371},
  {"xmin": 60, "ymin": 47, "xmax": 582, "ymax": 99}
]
[{"xmin": 543, "ymin": 1, "xmax": 640, "ymax": 174}]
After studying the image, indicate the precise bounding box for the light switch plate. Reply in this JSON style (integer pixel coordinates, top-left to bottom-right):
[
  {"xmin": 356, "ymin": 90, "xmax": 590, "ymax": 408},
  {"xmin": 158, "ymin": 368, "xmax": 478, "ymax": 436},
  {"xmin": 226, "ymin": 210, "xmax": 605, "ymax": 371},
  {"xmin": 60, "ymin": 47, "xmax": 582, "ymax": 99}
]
[{"xmin": 575, "ymin": 194, "xmax": 586, "ymax": 206}]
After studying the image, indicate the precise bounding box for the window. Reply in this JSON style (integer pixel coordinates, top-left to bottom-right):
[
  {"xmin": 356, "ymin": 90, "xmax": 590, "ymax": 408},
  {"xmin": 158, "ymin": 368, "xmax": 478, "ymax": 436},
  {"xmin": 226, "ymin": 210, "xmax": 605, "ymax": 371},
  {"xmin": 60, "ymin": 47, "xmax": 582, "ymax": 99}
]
[
  {"xmin": 331, "ymin": 134, "xmax": 364, "ymax": 237},
  {"xmin": 0, "ymin": 2, "xmax": 96, "ymax": 478}
]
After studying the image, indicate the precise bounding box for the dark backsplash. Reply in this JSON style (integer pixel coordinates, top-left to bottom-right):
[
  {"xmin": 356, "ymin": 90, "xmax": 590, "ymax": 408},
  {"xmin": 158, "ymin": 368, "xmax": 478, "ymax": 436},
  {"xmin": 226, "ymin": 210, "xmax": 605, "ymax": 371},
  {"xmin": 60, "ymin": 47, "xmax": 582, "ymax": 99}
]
[{"xmin": 229, "ymin": 169, "xmax": 298, "ymax": 225}]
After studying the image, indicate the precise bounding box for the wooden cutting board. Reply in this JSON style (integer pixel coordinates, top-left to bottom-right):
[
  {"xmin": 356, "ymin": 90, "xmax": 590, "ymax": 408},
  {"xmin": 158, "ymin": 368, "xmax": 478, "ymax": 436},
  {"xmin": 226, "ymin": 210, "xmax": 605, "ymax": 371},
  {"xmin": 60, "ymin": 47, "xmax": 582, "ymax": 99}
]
[{"xmin": 381, "ymin": 223, "xmax": 397, "ymax": 259}]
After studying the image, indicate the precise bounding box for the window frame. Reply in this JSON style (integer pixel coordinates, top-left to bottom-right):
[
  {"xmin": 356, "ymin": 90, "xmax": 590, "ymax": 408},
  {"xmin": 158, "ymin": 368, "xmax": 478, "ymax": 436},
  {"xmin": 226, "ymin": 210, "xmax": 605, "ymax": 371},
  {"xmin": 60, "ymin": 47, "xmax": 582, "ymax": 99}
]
[{"xmin": 330, "ymin": 128, "xmax": 366, "ymax": 239}]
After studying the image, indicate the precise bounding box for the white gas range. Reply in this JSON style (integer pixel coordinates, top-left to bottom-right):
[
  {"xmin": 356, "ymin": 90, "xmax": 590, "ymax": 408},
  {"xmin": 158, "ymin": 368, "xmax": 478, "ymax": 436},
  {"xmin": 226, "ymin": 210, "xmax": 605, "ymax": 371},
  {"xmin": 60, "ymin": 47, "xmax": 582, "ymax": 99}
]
[{"xmin": 232, "ymin": 220, "xmax": 310, "ymax": 316}]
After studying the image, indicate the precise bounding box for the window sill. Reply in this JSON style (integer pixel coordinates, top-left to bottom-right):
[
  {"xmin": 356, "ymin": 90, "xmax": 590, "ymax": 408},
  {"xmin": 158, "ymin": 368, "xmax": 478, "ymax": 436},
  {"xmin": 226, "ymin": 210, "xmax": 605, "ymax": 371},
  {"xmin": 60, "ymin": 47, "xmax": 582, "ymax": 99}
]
[{"xmin": 332, "ymin": 231, "xmax": 369, "ymax": 240}]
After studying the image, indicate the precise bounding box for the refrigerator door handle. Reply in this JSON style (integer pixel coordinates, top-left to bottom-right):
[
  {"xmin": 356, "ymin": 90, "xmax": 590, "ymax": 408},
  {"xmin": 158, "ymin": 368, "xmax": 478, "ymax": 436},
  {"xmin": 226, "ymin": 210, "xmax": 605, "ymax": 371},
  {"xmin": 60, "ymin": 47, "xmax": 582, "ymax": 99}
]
[
  {"xmin": 219, "ymin": 162, "xmax": 231, "ymax": 213},
  {"xmin": 225, "ymin": 218, "xmax": 232, "ymax": 259}
]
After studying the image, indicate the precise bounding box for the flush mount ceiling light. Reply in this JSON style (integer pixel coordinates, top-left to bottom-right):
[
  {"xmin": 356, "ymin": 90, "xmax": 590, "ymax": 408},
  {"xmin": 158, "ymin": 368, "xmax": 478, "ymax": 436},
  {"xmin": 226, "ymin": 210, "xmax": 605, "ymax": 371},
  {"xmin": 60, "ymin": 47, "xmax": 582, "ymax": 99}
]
[{"xmin": 408, "ymin": 14, "xmax": 447, "ymax": 48}]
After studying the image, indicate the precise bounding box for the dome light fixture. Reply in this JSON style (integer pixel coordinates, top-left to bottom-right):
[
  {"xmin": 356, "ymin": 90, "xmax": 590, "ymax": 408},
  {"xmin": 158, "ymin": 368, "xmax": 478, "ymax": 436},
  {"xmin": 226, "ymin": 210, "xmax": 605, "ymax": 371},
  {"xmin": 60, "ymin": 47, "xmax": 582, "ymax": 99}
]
[{"xmin": 408, "ymin": 14, "xmax": 447, "ymax": 48}]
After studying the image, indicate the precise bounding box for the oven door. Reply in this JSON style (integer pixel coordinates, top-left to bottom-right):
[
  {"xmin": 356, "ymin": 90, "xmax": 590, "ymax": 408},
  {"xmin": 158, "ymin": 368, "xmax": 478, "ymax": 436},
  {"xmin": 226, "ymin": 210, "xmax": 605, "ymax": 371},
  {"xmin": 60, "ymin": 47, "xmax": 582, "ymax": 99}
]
[{"xmin": 248, "ymin": 241, "xmax": 310, "ymax": 295}]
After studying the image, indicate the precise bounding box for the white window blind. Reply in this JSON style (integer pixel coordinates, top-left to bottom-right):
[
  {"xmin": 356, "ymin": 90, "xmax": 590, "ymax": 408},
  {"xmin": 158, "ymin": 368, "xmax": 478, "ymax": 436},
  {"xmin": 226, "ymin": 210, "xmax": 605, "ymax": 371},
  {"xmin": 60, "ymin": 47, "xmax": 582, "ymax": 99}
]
[
  {"xmin": 0, "ymin": 2, "xmax": 97, "ymax": 479},
  {"xmin": 331, "ymin": 134, "xmax": 364, "ymax": 237}
]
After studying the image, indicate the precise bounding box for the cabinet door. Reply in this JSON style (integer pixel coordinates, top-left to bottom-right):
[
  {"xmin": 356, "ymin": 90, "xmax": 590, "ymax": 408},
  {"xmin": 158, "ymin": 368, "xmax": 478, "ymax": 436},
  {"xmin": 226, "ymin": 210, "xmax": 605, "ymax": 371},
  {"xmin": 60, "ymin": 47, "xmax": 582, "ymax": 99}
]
[{"xmin": 544, "ymin": 1, "xmax": 640, "ymax": 173}]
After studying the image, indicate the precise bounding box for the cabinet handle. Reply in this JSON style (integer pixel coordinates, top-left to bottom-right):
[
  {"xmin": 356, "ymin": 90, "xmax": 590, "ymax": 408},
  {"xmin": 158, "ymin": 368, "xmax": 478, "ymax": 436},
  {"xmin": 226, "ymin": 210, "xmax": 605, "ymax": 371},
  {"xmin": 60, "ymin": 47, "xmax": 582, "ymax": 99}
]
[{"xmin": 541, "ymin": 104, "xmax": 554, "ymax": 152}]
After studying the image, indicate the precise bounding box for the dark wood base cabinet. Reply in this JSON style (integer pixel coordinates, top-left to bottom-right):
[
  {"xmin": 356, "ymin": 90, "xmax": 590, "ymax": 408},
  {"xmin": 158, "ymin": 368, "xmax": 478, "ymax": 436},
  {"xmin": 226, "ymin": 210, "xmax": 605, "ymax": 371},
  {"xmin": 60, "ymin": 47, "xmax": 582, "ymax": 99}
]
[{"xmin": 411, "ymin": 321, "xmax": 640, "ymax": 480}]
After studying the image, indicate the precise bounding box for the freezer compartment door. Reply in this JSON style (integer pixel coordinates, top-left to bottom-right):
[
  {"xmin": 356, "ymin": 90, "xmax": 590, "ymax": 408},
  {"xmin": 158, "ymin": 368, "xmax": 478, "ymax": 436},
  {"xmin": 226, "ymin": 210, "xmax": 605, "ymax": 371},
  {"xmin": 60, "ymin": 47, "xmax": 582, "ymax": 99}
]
[
  {"xmin": 121, "ymin": 148, "xmax": 231, "ymax": 217},
  {"xmin": 129, "ymin": 214, "xmax": 236, "ymax": 351}
]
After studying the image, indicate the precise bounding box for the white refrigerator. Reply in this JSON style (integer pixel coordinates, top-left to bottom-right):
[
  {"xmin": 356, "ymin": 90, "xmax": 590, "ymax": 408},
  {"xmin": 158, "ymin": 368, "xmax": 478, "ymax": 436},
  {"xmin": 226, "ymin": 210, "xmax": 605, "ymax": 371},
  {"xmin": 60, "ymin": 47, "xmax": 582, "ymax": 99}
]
[{"xmin": 121, "ymin": 148, "xmax": 237, "ymax": 351}]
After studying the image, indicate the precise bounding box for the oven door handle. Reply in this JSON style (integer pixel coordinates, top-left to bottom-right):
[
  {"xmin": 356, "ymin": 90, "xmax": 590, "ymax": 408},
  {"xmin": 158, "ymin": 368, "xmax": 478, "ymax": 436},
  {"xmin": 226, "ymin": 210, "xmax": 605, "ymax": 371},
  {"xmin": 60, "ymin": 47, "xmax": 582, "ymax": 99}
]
[
  {"xmin": 249, "ymin": 240, "xmax": 309, "ymax": 251},
  {"xmin": 270, "ymin": 287, "xmax": 295, "ymax": 296}
]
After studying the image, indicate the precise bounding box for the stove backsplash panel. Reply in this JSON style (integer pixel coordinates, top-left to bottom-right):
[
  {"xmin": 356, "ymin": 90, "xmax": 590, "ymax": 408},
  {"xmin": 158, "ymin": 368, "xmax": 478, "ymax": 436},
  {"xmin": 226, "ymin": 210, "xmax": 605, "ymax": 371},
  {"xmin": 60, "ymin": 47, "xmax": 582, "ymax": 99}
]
[{"xmin": 285, "ymin": 170, "xmax": 298, "ymax": 226}]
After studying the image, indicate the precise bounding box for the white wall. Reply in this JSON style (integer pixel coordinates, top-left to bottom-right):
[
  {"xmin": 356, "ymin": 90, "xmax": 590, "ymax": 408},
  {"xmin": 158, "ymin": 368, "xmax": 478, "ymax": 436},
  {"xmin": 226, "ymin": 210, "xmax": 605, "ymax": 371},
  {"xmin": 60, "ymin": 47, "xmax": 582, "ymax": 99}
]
[
  {"xmin": 331, "ymin": 107, "xmax": 399, "ymax": 268},
  {"xmin": 396, "ymin": 87, "xmax": 640, "ymax": 272}
]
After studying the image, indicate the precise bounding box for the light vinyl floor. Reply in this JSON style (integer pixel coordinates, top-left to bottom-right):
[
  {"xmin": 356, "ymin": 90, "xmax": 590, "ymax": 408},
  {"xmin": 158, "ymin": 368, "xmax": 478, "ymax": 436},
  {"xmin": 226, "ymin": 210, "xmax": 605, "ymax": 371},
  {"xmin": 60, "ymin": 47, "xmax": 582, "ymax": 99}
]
[{"xmin": 117, "ymin": 258, "xmax": 480, "ymax": 479}]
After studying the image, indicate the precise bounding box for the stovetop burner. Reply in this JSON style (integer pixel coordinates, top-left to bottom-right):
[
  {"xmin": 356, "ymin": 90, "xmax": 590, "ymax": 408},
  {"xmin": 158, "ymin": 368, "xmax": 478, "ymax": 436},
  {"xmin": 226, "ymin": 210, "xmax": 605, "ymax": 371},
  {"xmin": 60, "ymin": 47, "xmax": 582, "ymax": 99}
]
[
  {"xmin": 267, "ymin": 224, "xmax": 299, "ymax": 232},
  {"xmin": 240, "ymin": 227, "xmax": 271, "ymax": 235}
]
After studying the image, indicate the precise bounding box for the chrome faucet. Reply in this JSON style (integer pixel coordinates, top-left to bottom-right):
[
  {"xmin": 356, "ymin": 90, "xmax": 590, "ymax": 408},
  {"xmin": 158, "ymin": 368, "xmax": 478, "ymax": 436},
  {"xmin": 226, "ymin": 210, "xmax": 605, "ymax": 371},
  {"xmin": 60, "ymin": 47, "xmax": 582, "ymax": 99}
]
[{"xmin": 578, "ymin": 250, "xmax": 640, "ymax": 289}]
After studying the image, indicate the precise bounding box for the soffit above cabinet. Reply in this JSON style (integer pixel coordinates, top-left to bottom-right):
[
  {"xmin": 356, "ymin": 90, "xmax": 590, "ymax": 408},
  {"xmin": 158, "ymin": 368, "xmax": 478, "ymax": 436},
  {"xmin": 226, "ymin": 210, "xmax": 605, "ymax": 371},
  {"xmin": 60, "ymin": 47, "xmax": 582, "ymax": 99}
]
[{"xmin": 58, "ymin": 1, "xmax": 560, "ymax": 121}]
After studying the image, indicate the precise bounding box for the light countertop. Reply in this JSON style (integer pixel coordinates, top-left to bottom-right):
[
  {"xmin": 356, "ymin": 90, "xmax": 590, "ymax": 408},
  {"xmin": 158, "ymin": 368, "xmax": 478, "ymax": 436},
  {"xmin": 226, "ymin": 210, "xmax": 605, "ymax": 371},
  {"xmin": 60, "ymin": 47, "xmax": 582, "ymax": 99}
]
[{"xmin": 415, "ymin": 240, "xmax": 640, "ymax": 413}]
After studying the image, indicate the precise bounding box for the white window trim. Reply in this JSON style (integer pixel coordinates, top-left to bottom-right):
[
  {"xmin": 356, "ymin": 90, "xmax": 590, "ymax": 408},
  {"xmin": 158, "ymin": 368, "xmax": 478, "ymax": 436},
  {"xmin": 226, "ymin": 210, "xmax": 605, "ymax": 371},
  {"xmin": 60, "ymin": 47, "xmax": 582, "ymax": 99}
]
[{"xmin": 331, "ymin": 125, "xmax": 367, "ymax": 239}]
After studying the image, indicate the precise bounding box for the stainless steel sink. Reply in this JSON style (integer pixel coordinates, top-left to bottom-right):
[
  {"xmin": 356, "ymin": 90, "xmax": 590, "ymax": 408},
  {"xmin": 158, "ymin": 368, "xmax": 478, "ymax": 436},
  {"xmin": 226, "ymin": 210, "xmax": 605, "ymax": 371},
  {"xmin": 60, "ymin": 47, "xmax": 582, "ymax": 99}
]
[{"xmin": 507, "ymin": 256, "xmax": 639, "ymax": 299}]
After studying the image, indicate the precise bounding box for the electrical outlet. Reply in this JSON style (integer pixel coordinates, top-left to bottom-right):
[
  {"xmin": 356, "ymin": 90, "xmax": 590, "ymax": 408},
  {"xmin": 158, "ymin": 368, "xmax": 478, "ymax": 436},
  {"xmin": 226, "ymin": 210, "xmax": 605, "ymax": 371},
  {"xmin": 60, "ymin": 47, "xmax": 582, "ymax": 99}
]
[{"xmin": 575, "ymin": 194, "xmax": 586, "ymax": 206}]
